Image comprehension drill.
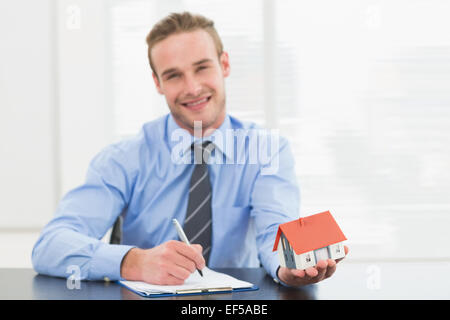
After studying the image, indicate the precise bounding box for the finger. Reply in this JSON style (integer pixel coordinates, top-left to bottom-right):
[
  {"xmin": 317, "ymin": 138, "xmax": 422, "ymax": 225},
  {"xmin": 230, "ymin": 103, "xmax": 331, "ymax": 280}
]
[
  {"xmin": 161, "ymin": 272, "xmax": 186, "ymax": 285},
  {"xmin": 182, "ymin": 242, "xmax": 206, "ymax": 269},
  {"xmin": 191, "ymin": 244, "xmax": 205, "ymax": 267},
  {"xmin": 171, "ymin": 240, "xmax": 206, "ymax": 270},
  {"xmin": 163, "ymin": 241, "xmax": 198, "ymax": 273},
  {"xmin": 149, "ymin": 265, "xmax": 188, "ymax": 285},
  {"xmin": 324, "ymin": 259, "xmax": 337, "ymax": 279},
  {"xmin": 316, "ymin": 259, "xmax": 328, "ymax": 270},
  {"xmin": 192, "ymin": 244, "xmax": 203, "ymax": 254},
  {"xmin": 291, "ymin": 268, "xmax": 306, "ymax": 278},
  {"xmin": 160, "ymin": 251, "xmax": 195, "ymax": 281},
  {"xmin": 172, "ymin": 252, "xmax": 198, "ymax": 274},
  {"xmin": 313, "ymin": 260, "xmax": 328, "ymax": 282},
  {"xmin": 168, "ymin": 266, "xmax": 192, "ymax": 281},
  {"xmin": 305, "ymin": 266, "xmax": 319, "ymax": 279}
]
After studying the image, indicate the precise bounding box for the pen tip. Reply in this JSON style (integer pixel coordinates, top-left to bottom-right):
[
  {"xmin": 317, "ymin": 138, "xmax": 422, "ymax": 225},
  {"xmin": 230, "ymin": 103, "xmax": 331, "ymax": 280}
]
[{"xmin": 198, "ymin": 269, "xmax": 203, "ymax": 277}]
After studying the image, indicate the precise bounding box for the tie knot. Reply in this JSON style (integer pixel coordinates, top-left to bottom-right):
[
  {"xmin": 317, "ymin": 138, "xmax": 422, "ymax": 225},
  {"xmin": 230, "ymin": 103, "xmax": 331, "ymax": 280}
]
[{"xmin": 192, "ymin": 141, "xmax": 214, "ymax": 164}]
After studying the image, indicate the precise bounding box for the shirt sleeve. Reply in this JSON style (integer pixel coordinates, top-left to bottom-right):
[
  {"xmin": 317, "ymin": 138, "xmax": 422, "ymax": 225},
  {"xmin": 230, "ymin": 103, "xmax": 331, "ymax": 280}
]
[
  {"xmin": 249, "ymin": 135, "xmax": 301, "ymax": 280},
  {"xmin": 31, "ymin": 145, "xmax": 137, "ymax": 281}
]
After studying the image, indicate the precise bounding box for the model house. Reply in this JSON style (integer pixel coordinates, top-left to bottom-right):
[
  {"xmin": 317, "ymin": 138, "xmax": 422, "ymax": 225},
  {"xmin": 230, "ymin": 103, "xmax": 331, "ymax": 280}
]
[{"xmin": 273, "ymin": 210, "xmax": 347, "ymax": 270}]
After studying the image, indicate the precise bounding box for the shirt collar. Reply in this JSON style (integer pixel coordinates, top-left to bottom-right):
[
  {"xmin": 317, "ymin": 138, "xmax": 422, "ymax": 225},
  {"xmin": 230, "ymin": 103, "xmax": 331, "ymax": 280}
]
[{"xmin": 166, "ymin": 113, "xmax": 233, "ymax": 162}]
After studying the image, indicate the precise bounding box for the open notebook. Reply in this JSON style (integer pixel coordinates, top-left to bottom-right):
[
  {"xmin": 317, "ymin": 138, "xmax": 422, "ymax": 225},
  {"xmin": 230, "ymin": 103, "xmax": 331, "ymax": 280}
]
[{"xmin": 119, "ymin": 267, "xmax": 257, "ymax": 297}]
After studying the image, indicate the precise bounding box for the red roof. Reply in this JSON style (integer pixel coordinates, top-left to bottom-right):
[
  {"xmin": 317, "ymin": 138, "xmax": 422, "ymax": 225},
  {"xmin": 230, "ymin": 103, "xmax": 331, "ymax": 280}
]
[{"xmin": 273, "ymin": 211, "xmax": 347, "ymax": 255}]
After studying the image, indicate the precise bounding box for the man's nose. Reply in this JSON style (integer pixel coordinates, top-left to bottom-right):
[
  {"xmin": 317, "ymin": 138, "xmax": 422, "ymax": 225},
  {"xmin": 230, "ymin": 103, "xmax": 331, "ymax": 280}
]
[{"xmin": 183, "ymin": 74, "xmax": 202, "ymax": 97}]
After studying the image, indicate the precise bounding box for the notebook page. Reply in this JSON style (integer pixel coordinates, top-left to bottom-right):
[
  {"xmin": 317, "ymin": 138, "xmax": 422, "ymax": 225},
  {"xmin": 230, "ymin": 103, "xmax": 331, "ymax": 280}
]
[{"xmin": 119, "ymin": 267, "xmax": 254, "ymax": 295}]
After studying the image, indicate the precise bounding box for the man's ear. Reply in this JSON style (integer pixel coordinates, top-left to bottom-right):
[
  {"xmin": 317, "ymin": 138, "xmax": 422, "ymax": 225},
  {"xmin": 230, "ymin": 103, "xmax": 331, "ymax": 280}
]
[
  {"xmin": 152, "ymin": 72, "xmax": 163, "ymax": 94},
  {"xmin": 219, "ymin": 51, "xmax": 230, "ymax": 78}
]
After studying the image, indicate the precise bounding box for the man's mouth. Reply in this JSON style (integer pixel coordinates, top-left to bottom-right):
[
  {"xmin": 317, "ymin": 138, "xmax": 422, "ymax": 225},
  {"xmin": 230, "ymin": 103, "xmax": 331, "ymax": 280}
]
[{"xmin": 181, "ymin": 96, "xmax": 212, "ymax": 111}]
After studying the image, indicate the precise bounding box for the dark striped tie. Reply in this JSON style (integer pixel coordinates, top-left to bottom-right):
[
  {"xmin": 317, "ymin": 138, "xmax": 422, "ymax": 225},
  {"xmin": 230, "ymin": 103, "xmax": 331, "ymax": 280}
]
[{"xmin": 184, "ymin": 141, "xmax": 214, "ymax": 265}]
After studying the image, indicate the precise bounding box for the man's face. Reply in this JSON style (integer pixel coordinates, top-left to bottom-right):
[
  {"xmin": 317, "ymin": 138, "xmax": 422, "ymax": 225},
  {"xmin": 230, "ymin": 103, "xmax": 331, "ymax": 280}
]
[{"xmin": 151, "ymin": 30, "xmax": 230, "ymax": 136}]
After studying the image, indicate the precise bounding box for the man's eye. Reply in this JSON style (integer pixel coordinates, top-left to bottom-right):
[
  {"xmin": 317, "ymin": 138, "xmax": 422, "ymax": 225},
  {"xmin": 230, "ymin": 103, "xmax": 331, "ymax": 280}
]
[
  {"xmin": 197, "ymin": 66, "xmax": 208, "ymax": 72},
  {"xmin": 167, "ymin": 74, "xmax": 180, "ymax": 80}
]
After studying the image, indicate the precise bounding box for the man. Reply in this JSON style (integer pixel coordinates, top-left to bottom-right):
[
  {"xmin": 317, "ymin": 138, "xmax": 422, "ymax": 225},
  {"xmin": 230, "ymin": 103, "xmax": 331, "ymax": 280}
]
[{"xmin": 32, "ymin": 12, "xmax": 347, "ymax": 287}]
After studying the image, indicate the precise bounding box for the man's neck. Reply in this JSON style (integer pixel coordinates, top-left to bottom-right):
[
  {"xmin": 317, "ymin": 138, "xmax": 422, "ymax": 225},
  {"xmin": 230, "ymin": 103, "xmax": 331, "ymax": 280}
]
[{"xmin": 173, "ymin": 114, "xmax": 226, "ymax": 138}]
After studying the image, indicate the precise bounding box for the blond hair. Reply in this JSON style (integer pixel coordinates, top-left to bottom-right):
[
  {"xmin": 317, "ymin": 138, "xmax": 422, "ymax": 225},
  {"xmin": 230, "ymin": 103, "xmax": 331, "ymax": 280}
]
[{"xmin": 146, "ymin": 12, "xmax": 224, "ymax": 76}]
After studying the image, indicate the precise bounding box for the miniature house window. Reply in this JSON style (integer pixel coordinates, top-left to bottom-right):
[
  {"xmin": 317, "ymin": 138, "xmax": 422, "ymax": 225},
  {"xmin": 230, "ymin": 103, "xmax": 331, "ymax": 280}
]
[
  {"xmin": 336, "ymin": 246, "xmax": 341, "ymax": 253},
  {"xmin": 306, "ymin": 254, "xmax": 311, "ymax": 262}
]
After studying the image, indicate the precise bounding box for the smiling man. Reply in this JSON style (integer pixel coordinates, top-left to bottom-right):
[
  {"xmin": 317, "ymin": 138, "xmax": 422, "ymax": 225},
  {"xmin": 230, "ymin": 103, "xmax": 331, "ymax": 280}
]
[
  {"xmin": 32, "ymin": 12, "xmax": 347, "ymax": 288},
  {"xmin": 149, "ymin": 17, "xmax": 229, "ymax": 136}
]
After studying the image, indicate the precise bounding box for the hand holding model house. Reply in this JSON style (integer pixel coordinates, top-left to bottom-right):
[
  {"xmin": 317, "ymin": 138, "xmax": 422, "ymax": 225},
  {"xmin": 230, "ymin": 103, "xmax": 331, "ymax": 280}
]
[{"xmin": 273, "ymin": 211, "xmax": 349, "ymax": 287}]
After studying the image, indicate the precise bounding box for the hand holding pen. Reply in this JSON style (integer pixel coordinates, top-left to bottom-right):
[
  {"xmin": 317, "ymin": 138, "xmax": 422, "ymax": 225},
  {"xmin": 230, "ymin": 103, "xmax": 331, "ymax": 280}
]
[
  {"xmin": 172, "ymin": 218, "xmax": 204, "ymax": 277},
  {"xmin": 120, "ymin": 224, "xmax": 205, "ymax": 285}
]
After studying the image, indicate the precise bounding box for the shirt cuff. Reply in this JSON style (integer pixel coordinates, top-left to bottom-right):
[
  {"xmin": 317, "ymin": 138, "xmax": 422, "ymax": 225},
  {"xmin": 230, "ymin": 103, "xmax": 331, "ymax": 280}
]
[
  {"xmin": 89, "ymin": 243, "xmax": 136, "ymax": 281},
  {"xmin": 264, "ymin": 254, "xmax": 289, "ymax": 286}
]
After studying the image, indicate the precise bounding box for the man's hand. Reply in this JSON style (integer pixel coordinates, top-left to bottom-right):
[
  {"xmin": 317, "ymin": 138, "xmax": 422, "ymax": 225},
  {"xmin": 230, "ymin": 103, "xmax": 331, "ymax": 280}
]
[
  {"xmin": 120, "ymin": 240, "xmax": 205, "ymax": 285},
  {"xmin": 277, "ymin": 245, "xmax": 349, "ymax": 287}
]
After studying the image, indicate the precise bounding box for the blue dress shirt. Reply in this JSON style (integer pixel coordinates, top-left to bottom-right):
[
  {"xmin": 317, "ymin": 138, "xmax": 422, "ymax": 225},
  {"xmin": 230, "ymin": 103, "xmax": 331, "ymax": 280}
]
[{"xmin": 32, "ymin": 113, "xmax": 300, "ymax": 282}]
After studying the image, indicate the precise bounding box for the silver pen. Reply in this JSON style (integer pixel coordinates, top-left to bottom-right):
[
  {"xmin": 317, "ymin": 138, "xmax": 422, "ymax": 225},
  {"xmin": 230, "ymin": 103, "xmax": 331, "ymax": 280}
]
[{"xmin": 172, "ymin": 218, "xmax": 204, "ymax": 277}]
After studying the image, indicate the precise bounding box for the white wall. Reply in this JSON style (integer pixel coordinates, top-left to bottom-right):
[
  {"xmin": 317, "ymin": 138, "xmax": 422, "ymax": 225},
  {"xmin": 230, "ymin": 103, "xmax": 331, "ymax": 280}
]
[
  {"xmin": 0, "ymin": 0, "xmax": 113, "ymax": 229},
  {"xmin": 56, "ymin": 0, "xmax": 113, "ymax": 195},
  {"xmin": 0, "ymin": 0, "xmax": 112, "ymax": 267},
  {"xmin": 0, "ymin": 0, "xmax": 57, "ymax": 229}
]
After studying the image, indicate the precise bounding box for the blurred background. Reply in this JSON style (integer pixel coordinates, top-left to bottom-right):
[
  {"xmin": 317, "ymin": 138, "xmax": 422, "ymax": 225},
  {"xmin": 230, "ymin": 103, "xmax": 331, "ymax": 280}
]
[{"xmin": 1, "ymin": 0, "xmax": 449, "ymax": 271}]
